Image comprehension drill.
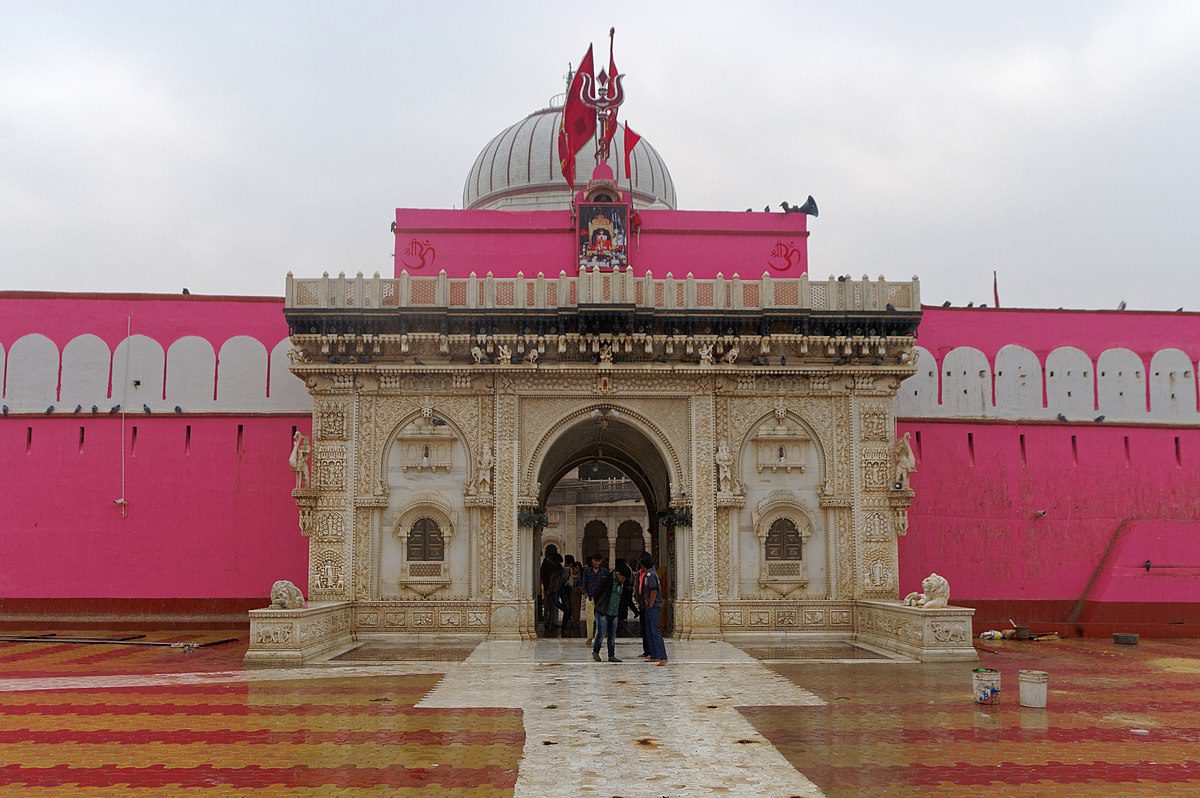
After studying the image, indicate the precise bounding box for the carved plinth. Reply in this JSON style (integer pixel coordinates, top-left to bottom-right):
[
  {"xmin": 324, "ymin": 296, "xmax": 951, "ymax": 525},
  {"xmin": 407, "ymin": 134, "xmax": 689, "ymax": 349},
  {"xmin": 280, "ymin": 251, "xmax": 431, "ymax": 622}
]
[
  {"xmin": 245, "ymin": 601, "xmax": 354, "ymax": 666},
  {"xmin": 292, "ymin": 488, "xmax": 320, "ymax": 537},
  {"xmin": 854, "ymin": 600, "xmax": 977, "ymax": 662}
]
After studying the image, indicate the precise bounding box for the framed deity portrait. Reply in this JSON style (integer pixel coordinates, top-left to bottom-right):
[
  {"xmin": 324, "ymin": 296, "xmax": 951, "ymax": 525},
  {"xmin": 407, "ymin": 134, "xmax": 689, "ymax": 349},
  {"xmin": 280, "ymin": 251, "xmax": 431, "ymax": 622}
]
[{"xmin": 577, "ymin": 202, "xmax": 629, "ymax": 270}]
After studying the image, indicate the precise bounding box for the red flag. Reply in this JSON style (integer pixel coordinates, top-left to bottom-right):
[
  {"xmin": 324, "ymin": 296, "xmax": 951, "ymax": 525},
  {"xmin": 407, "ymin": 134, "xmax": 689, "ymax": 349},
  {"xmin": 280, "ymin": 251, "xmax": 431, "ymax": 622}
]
[
  {"xmin": 558, "ymin": 45, "xmax": 595, "ymax": 188},
  {"xmin": 623, "ymin": 123, "xmax": 642, "ymax": 187}
]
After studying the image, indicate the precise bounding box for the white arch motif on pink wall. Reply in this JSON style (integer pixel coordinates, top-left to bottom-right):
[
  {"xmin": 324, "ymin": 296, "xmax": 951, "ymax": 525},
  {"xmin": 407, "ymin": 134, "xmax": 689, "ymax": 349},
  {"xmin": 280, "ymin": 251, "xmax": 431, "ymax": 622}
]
[
  {"xmin": 112, "ymin": 335, "xmax": 166, "ymax": 412},
  {"xmin": 1097, "ymin": 348, "xmax": 1147, "ymax": 419},
  {"xmin": 1149, "ymin": 349, "xmax": 1198, "ymax": 420},
  {"xmin": 941, "ymin": 347, "xmax": 992, "ymax": 418},
  {"xmin": 994, "ymin": 345, "xmax": 1044, "ymax": 419},
  {"xmin": 268, "ymin": 339, "xmax": 313, "ymax": 411},
  {"xmin": 216, "ymin": 336, "xmax": 269, "ymax": 411},
  {"xmin": 895, "ymin": 346, "xmax": 937, "ymax": 417},
  {"xmin": 4, "ymin": 334, "xmax": 59, "ymax": 411},
  {"xmin": 60, "ymin": 334, "xmax": 111, "ymax": 408},
  {"xmin": 166, "ymin": 336, "xmax": 217, "ymax": 410},
  {"xmin": 1045, "ymin": 347, "xmax": 1094, "ymax": 417}
]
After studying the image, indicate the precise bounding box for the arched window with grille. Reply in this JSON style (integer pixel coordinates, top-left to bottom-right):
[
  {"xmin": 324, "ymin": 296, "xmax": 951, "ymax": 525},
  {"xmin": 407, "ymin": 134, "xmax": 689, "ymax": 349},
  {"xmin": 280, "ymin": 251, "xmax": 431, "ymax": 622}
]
[
  {"xmin": 407, "ymin": 517, "xmax": 444, "ymax": 562},
  {"xmin": 765, "ymin": 517, "xmax": 803, "ymax": 561}
]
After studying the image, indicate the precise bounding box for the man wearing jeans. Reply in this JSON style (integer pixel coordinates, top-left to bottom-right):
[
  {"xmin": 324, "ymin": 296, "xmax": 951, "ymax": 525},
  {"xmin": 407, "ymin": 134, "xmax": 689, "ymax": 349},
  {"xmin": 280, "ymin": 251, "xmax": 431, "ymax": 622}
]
[
  {"xmin": 591, "ymin": 567, "xmax": 625, "ymax": 662},
  {"xmin": 580, "ymin": 552, "xmax": 608, "ymax": 646}
]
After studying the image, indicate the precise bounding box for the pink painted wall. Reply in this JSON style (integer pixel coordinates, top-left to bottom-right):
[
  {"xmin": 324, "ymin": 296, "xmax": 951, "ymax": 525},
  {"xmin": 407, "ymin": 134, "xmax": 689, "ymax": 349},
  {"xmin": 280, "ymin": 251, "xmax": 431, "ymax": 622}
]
[
  {"xmin": 898, "ymin": 421, "xmax": 1200, "ymax": 605},
  {"xmin": 0, "ymin": 415, "xmax": 308, "ymax": 599},
  {"xmin": 392, "ymin": 208, "xmax": 808, "ymax": 279}
]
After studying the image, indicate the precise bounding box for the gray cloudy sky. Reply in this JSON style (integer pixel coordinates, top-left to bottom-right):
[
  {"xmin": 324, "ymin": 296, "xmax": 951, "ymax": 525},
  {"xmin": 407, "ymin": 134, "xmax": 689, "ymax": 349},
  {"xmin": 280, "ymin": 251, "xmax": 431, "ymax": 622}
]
[{"xmin": 2, "ymin": 1, "xmax": 1198, "ymax": 309}]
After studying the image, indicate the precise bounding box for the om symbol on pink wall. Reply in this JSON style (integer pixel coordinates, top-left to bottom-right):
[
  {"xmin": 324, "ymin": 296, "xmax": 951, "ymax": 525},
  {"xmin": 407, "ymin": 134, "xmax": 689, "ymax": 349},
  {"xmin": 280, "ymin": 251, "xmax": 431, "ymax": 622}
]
[
  {"xmin": 400, "ymin": 239, "xmax": 437, "ymax": 271},
  {"xmin": 766, "ymin": 240, "xmax": 803, "ymax": 272}
]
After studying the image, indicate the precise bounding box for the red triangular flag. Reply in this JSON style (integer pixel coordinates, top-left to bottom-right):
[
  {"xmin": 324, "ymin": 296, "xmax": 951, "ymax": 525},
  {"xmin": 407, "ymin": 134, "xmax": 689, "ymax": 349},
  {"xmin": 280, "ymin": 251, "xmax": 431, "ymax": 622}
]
[
  {"xmin": 623, "ymin": 123, "xmax": 642, "ymax": 186},
  {"xmin": 559, "ymin": 45, "xmax": 596, "ymax": 188}
]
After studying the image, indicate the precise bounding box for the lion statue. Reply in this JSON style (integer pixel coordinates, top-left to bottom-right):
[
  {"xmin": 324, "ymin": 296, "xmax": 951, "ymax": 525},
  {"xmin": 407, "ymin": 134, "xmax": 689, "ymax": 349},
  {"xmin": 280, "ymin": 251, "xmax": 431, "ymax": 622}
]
[
  {"xmin": 903, "ymin": 572, "xmax": 950, "ymax": 609},
  {"xmin": 269, "ymin": 580, "xmax": 305, "ymax": 610}
]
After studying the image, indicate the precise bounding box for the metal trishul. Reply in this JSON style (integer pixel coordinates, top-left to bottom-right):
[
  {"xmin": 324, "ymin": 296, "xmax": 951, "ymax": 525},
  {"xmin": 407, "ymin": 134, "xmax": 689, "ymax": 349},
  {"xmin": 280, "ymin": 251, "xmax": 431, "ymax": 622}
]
[{"xmin": 580, "ymin": 28, "xmax": 624, "ymax": 164}]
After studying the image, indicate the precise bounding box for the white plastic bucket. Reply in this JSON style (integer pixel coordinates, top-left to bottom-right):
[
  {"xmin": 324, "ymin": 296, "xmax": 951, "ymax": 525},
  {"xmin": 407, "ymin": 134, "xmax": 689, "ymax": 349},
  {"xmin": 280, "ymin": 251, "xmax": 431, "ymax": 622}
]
[
  {"xmin": 1019, "ymin": 670, "xmax": 1048, "ymax": 708},
  {"xmin": 972, "ymin": 668, "xmax": 1001, "ymax": 704}
]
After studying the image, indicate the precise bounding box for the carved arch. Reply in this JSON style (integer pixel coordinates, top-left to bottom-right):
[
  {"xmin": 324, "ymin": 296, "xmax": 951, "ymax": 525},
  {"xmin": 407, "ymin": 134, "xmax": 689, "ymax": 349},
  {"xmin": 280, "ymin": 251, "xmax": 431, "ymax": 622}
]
[
  {"xmin": 733, "ymin": 410, "xmax": 828, "ymax": 491},
  {"xmin": 390, "ymin": 490, "xmax": 458, "ymax": 542},
  {"xmin": 522, "ymin": 402, "xmax": 687, "ymax": 497},
  {"xmin": 378, "ymin": 408, "xmax": 476, "ymax": 497}
]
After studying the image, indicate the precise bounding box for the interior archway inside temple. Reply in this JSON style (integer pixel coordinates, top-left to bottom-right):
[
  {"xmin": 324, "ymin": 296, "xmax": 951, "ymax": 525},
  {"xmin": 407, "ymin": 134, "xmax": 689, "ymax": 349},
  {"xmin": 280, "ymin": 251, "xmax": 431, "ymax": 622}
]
[{"xmin": 531, "ymin": 410, "xmax": 674, "ymax": 638}]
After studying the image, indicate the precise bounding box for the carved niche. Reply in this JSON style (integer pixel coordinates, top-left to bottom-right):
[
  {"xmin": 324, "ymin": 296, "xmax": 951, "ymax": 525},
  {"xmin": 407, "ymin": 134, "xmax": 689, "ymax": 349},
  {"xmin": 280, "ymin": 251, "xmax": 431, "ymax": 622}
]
[
  {"xmin": 752, "ymin": 408, "xmax": 810, "ymax": 474},
  {"xmin": 389, "ymin": 490, "xmax": 457, "ymax": 597},
  {"xmin": 751, "ymin": 490, "xmax": 814, "ymax": 598},
  {"xmin": 394, "ymin": 416, "xmax": 456, "ymax": 473}
]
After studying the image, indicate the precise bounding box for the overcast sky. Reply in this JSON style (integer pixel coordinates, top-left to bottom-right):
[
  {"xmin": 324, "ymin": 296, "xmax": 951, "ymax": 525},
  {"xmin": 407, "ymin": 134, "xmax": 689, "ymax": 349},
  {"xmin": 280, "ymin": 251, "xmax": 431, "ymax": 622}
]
[{"xmin": 2, "ymin": 1, "xmax": 1198, "ymax": 309}]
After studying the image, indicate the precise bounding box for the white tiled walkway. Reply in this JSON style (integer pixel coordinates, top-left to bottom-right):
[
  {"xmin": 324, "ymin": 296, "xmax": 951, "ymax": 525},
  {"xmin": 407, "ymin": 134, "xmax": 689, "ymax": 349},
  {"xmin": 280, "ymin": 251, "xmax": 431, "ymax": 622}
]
[{"xmin": 420, "ymin": 638, "xmax": 827, "ymax": 798}]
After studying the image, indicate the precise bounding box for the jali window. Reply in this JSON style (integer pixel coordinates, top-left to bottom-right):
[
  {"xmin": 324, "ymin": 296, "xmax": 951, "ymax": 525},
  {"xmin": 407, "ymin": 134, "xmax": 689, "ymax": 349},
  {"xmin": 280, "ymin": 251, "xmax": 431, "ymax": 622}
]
[
  {"xmin": 765, "ymin": 518, "xmax": 803, "ymax": 561},
  {"xmin": 407, "ymin": 517, "xmax": 444, "ymax": 561}
]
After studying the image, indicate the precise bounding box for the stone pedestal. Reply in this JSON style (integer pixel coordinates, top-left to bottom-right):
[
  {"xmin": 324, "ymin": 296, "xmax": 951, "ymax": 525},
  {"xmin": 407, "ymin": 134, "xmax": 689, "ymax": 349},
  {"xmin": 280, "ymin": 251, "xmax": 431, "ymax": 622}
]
[
  {"xmin": 245, "ymin": 601, "xmax": 354, "ymax": 666},
  {"xmin": 854, "ymin": 600, "xmax": 977, "ymax": 661}
]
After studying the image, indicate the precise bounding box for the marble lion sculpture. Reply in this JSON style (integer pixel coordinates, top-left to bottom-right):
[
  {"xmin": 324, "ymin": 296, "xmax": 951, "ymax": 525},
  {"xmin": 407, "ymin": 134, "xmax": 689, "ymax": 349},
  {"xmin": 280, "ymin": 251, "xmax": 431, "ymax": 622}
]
[
  {"xmin": 903, "ymin": 572, "xmax": 950, "ymax": 609},
  {"xmin": 269, "ymin": 580, "xmax": 305, "ymax": 609}
]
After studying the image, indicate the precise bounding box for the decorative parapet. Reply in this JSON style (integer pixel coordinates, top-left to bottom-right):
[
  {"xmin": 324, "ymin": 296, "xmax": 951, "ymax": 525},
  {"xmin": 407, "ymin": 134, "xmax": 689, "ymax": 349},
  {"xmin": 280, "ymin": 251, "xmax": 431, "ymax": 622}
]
[
  {"xmin": 245, "ymin": 600, "xmax": 354, "ymax": 666},
  {"xmin": 285, "ymin": 268, "xmax": 921, "ymax": 313},
  {"xmin": 854, "ymin": 600, "xmax": 977, "ymax": 662}
]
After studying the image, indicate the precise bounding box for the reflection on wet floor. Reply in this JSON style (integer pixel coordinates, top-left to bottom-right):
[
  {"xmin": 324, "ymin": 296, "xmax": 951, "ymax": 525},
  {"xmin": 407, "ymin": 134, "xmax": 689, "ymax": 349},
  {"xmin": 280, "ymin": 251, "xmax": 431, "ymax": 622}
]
[
  {"xmin": 736, "ymin": 642, "xmax": 890, "ymax": 661},
  {"xmin": 332, "ymin": 641, "xmax": 479, "ymax": 662}
]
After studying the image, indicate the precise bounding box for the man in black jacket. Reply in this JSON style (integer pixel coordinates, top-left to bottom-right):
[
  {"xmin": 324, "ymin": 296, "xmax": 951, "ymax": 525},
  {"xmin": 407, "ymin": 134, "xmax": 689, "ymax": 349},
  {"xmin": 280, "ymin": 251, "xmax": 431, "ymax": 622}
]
[{"xmin": 591, "ymin": 568, "xmax": 626, "ymax": 662}]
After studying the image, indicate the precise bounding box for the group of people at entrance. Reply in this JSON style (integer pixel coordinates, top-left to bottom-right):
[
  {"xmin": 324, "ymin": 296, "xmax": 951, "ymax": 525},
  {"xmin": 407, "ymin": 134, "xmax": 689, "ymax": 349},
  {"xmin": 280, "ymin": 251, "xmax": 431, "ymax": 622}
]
[{"xmin": 538, "ymin": 544, "xmax": 669, "ymax": 665}]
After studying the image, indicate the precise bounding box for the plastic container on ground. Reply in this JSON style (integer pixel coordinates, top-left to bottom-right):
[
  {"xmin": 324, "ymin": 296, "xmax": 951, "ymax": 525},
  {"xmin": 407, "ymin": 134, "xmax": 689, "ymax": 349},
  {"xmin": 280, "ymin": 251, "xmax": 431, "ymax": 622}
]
[
  {"xmin": 1019, "ymin": 669, "xmax": 1048, "ymax": 708},
  {"xmin": 972, "ymin": 668, "xmax": 1001, "ymax": 704}
]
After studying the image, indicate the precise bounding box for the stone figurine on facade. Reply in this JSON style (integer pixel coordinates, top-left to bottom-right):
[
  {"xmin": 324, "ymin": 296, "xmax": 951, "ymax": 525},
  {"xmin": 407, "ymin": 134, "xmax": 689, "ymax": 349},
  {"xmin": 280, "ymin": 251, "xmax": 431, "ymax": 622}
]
[
  {"xmin": 893, "ymin": 431, "xmax": 916, "ymax": 490},
  {"xmin": 288, "ymin": 431, "xmax": 311, "ymax": 489},
  {"xmin": 721, "ymin": 345, "xmax": 739, "ymax": 364},
  {"xmin": 477, "ymin": 441, "xmax": 494, "ymax": 493},
  {"xmin": 497, "ymin": 344, "xmax": 512, "ymax": 364},
  {"xmin": 269, "ymin": 579, "xmax": 305, "ymax": 609},
  {"xmin": 716, "ymin": 438, "xmax": 733, "ymax": 493},
  {"xmin": 471, "ymin": 345, "xmax": 484, "ymax": 364},
  {"xmin": 699, "ymin": 343, "xmax": 714, "ymax": 365},
  {"xmin": 904, "ymin": 572, "xmax": 950, "ymax": 609}
]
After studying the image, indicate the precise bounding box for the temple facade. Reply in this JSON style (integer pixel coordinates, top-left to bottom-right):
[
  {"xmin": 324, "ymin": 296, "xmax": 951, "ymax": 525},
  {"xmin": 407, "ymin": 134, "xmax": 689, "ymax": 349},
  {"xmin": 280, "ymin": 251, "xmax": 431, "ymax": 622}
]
[{"xmin": 245, "ymin": 267, "xmax": 976, "ymax": 663}]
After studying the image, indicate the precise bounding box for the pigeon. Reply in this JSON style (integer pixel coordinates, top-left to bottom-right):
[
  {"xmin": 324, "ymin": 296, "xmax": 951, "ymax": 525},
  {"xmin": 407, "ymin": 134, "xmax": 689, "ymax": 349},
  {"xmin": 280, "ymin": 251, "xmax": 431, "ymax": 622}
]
[
  {"xmin": 44, "ymin": 405, "xmax": 54, "ymax": 414},
  {"xmin": 143, "ymin": 404, "xmax": 152, "ymax": 414},
  {"xmin": 1117, "ymin": 300, "xmax": 1126, "ymax": 311},
  {"xmin": 763, "ymin": 205, "xmax": 771, "ymax": 213},
  {"xmin": 1057, "ymin": 413, "xmax": 1068, "ymax": 421},
  {"xmin": 745, "ymin": 208, "xmax": 753, "ymax": 212},
  {"xmin": 967, "ymin": 302, "xmax": 974, "ymax": 308},
  {"xmin": 942, "ymin": 301, "xmax": 951, "ymax": 307},
  {"xmin": 91, "ymin": 405, "xmax": 98, "ymax": 414},
  {"xmin": 1094, "ymin": 414, "xmax": 1105, "ymax": 422},
  {"xmin": 886, "ymin": 303, "xmax": 895, "ymax": 311},
  {"xmin": 413, "ymin": 357, "xmax": 425, "ymax": 365},
  {"xmin": 836, "ymin": 275, "xmax": 847, "ymax": 282},
  {"xmin": 871, "ymin": 357, "xmax": 884, "ymax": 366},
  {"xmin": 653, "ymin": 354, "xmax": 667, "ymax": 363},
  {"xmin": 750, "ymin": 356, "xmax": 761, "ymax": 366},
  {"xmin": 182, "ymin": 288, "xmax": 190, "ymax": 295},
  {"xmin": 1178, "ymin": 308, "xmax": 1184, "ymax": 312},
  {"xmin": 109, "ymin": 405, "xmax": 120, "ymax": 414},
  {"xmin": 1, "ymin": 405, "xmax": 7, "ymax": 416},
  {"xmin": 174, "ymin": 405, "xmax": 183, "ymax": 414},
  {"xmin": 73, "ymin": 404, "xmax": 82, "ymax": 414},
  {"xmin": 780, "ymin": 355, "xmax": 787, "ymax": 366}
]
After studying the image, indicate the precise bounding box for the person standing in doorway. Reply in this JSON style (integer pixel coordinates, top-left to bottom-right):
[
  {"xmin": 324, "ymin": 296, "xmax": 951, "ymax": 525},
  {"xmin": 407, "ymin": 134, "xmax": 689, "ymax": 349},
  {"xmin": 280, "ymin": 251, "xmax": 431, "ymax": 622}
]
[
  {"xmin": 591, "ymin": 567, "xmax": 625, "ymax": 662},
  {"xmin": 640, "ymin": 552, "xmax": 668, "ymax": 664},
  {"xmin": 581, "ymin": 552, "xmax": 608, "ymax": 646},
  {"xmin": 539, "ymin": 544, "xmax": 559, "ymax": 629},
  {"xmin": 635, "ymin": 556, "xmax": 651, "ymax": 658}
]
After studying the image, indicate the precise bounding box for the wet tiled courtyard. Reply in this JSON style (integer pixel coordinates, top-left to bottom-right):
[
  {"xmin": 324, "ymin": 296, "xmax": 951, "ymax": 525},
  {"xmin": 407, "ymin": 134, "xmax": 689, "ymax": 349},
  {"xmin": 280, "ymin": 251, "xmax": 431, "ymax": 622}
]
[{"xmin": 0, "ymin": 631, "xmax": 1196, "ymax": 796}]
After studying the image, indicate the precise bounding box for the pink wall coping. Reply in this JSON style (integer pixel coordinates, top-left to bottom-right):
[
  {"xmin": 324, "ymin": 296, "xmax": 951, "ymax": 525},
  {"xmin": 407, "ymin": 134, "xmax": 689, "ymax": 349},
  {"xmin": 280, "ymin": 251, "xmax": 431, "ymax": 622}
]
[{"xmin": 0, "ymin": 292, "xmax": 288, "ymax": 352}]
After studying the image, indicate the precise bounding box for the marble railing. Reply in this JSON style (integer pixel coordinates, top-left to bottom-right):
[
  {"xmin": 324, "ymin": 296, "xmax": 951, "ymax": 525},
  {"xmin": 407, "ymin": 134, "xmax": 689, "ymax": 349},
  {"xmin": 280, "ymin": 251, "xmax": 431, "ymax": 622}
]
[{"xmin": 285, "ymin": 269, "xmax": 921, "ymax": 313}]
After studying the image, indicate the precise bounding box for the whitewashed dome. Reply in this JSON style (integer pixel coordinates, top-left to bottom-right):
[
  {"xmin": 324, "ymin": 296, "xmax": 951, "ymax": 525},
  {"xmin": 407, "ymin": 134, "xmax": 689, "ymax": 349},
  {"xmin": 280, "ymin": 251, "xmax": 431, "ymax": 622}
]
[{"xmin": 463, "ymin": 100, "xmax": 677, "ymax": 211}]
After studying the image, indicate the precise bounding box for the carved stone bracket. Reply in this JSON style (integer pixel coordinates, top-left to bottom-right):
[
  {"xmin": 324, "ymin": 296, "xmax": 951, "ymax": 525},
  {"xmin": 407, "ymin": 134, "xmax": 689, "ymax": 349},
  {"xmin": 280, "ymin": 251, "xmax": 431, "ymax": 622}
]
[{"xmin": 292, "ymin": 488, "xmax": 320, "ymax": 536}]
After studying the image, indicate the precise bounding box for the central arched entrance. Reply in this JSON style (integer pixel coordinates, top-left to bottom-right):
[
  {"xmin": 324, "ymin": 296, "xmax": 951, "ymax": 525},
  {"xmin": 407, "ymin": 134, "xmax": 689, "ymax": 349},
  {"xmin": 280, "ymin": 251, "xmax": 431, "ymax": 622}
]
[{"xmin": 530, "ymin": 407, "xmax": 676, "ymax": 639}]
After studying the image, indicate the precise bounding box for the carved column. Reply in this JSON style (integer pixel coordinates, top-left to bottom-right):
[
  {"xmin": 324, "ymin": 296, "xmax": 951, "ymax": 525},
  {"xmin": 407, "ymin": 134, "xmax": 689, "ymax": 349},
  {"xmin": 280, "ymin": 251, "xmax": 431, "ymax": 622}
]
[
  {"xmin": 854, "ymin": 386, "xmax": 902, "ymax": 601},
  {"xmin": 489, "ymin": 379, "xmax": 523, "ymax": 639},
  {"xmin": 308, "ymin": 388, "xmax": 353, "ymax": 602},
  {"xmin": 680, "ymin": 385, "xmax": 720, "ymax": 638}
]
